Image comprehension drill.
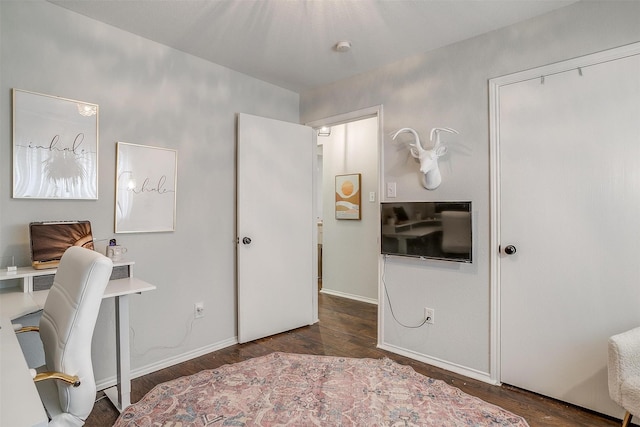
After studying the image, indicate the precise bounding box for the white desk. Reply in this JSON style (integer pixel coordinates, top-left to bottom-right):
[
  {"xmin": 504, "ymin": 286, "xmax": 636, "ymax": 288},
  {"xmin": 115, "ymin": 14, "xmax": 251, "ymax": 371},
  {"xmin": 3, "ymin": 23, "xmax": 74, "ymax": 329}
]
[
  {"xmin": 0, "ymin": 259, "xmax": 134, "ymax": 293},
  {"xmin": 0, "ymin": 290, "xmax": 47, "ymax": 427},
  {"xmin": 382, "ymin": 223, "xmax": 442, "ymax": 254},
  {"xmin": 102, "ymin": 277, "xmax": 156, "ymax": 412},
  {"xmin": 0, "ymin": 266, "xmax": 155, "ymax": 426}
]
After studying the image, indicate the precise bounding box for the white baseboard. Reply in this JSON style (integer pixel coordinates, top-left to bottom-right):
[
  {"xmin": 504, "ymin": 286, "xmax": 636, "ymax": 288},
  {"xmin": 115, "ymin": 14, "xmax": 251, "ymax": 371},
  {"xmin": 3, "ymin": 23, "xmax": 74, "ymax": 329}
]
[
  {"xmin": 95, "ymin": 335, "xmax": 496, "ymax": 397},
  {"xmin": 378, "ymin": 342, "xmax": 497, "ymax": 385},
  {"xmin": 320, "ymin": 288, "xmax": 378, "ymax": 305},
  {"xmin": 96, "ymin": 337, "xmax": 238, "ymax": 391}
]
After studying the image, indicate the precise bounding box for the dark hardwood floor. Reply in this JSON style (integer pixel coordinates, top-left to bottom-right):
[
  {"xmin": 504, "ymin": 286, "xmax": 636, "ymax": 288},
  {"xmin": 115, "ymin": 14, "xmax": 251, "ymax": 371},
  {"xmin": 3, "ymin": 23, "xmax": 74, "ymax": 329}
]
[{"xmin": 87, "ymin": 293, "xmax": 621, "ymax": 426}]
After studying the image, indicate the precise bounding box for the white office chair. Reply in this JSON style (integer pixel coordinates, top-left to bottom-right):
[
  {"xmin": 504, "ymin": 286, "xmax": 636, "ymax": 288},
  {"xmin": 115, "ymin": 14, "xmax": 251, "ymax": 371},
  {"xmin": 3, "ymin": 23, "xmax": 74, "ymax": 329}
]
[
  {"xmin": 608, "ymin": 326, "xmax": 640, "ymax": 427},
  {"xmin": 441, "ymin": 211, "xmax": 471, "ymax": 254},
  {"xmin": 17, "ymin": 246, "xmax": 113, "ymax": 426}
]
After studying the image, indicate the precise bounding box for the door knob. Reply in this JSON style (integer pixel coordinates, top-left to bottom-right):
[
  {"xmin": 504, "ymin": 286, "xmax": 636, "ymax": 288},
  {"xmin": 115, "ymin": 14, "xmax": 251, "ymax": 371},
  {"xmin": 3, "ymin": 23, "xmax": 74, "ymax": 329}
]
[
  {"xmin": 242, "ymin": 237, "xmax": 252, "ymax": 245},
  {"xmin": 504, "ymin": 245, "xmax": 517, "ymax": 255}
]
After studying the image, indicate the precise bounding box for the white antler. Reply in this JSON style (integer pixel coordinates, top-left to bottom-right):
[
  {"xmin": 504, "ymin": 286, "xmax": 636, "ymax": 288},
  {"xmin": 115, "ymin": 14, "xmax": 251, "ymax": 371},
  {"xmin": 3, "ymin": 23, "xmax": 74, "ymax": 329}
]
[
  {"xmin": 429, "ymin": 127, "xmax": 459, "ymax": 157},
  {"xmin": 392, "ymin": 128, "xmax": 424, "ymax": 159}
]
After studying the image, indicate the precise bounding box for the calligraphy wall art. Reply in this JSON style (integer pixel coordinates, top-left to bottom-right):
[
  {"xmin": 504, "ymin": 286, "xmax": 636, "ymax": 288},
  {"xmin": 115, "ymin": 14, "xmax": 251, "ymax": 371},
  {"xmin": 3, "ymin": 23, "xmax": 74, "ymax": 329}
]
[
  {"xmin": 116, "ymin": 142, "xmax": 177, "ymax": 233},
  {"xmin": 12, "ymin": 89, "xmax": 99, "ymax": 199}
]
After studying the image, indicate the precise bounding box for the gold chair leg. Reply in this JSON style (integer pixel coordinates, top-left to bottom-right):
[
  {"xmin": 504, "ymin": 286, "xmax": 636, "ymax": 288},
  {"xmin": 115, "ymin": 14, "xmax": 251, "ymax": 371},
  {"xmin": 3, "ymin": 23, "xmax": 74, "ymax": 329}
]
[{"xmin": 622, "ymin": 411, "xmax": 632, "ymax": 427}]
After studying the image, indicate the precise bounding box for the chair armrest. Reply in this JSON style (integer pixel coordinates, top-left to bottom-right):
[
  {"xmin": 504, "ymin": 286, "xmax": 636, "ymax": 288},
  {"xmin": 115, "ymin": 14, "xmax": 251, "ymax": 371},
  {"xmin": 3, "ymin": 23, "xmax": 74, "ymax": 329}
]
[
  {"xmin": 16, "ymin": 327, "xmax": 80, "ymax": 387},
  {"xmin": 608, "ymin": 327, "xmax": 640, "ymax": 402},
  {"xmin": 32, "ymin": 371, "xmax": 81, "ymax": 387},
  {"xmin": 15, "ymin": 326, "xmax": 39, "ymax": 333}
]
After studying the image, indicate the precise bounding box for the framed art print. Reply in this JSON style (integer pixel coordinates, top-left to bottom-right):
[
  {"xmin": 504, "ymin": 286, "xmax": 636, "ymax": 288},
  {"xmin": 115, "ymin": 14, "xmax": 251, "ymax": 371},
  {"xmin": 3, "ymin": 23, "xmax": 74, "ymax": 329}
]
[
  {"xmin": 335, "ymin": 173, "xmax": 361, "ymax": 220},
  {"xmin": 12, "ymin": 89, "xmax": 99, "ymax": 199},
  {"xmin": 116, "ymin": 142, "xmax": 177, "ymax": 233}
]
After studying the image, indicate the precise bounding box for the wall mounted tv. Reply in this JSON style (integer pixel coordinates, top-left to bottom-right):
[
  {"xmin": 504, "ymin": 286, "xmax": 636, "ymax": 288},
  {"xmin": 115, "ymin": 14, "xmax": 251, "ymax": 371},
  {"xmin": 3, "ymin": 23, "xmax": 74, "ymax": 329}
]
[{"xmin": 381, "ymin": 201, "xmax": 472, "ymax": 263}]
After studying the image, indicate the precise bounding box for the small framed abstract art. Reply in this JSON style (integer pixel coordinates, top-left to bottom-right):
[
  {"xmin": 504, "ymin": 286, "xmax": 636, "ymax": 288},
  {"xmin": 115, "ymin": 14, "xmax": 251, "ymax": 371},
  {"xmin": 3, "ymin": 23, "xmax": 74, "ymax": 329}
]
[
  {"xmin": 12, "ymin": 88, "xmax": 99, "ymax": 199},
  {"xmin": 115, "ymin": 142, "xmax": 177, "ymax": 233},
  {"xmin": 335, "ymin": 173, "xmax": 361, "ymax": 220}
]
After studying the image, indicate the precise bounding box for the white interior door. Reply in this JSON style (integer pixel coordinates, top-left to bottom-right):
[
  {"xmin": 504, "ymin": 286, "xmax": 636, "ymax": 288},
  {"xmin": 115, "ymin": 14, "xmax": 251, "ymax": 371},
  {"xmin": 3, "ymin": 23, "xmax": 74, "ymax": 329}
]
[
  {"xmin": 497, "ymin": 47, "xmax": 640, "ymax": 416},
  {"xmin": 237, "ymin": 113, "xmax": 316, "ymax": 343}
]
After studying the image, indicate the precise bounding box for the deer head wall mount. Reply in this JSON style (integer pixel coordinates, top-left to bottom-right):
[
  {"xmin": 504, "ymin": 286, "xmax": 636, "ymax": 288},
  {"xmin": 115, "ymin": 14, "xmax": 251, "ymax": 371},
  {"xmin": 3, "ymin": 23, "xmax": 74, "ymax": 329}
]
[{"xmin": 392, "ymin": 127, "xmax": 459, "ymax": 190}]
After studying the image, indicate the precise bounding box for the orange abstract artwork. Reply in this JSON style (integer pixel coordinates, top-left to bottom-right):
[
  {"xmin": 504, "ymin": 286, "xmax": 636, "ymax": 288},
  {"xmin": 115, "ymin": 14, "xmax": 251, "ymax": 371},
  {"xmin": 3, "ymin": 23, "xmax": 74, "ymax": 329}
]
[{"xmin": 335, "ymin": 174, "xmax": 361, "ymax": 220}]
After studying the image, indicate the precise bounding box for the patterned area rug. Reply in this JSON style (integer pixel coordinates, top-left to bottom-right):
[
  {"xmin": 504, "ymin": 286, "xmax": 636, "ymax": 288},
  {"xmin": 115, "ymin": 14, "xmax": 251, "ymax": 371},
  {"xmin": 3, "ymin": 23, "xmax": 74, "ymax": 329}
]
[{"xmin": 114, "ymin": 352, "xmax": 529, "ymax": 426}]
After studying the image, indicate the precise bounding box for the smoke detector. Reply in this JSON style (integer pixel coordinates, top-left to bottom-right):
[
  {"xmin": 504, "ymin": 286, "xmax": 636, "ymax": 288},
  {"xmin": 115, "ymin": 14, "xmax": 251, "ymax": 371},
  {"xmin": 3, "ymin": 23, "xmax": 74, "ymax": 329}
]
[{"xmin": 334, "ymin": 40, "xmax": 352, "ymax": 52}]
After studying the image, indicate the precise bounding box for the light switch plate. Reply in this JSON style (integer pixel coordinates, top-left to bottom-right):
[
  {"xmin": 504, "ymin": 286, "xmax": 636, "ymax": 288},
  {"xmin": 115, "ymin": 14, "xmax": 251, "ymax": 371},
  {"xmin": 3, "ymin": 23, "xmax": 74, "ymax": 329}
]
[{"xmin": 386, "ymin": 182, "xmax": 397, "ymax": 198}]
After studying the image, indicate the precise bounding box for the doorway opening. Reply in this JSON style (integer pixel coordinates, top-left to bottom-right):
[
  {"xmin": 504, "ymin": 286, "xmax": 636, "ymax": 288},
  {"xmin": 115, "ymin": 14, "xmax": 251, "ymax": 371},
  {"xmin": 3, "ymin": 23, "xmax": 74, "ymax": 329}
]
[{"xmin": 306, "ymin": 105, "xmax": 382, "ymax": 306}]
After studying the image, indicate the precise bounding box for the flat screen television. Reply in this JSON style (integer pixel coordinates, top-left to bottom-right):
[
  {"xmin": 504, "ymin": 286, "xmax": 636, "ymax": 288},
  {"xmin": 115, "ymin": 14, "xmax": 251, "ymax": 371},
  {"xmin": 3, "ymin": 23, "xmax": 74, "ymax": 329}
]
[{"xmin": 381, "ymin": 201, "xmax": 472, "ymax": 263}]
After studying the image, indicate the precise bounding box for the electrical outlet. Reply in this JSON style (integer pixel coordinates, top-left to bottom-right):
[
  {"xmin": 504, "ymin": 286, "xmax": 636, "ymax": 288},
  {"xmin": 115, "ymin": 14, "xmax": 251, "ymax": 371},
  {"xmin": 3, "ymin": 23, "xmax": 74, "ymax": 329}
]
[
  {"xmin": 424, "ymin": 307, "xmax": 434, "ymax": 325},
  {"xmin": 194, "ymin": 302, "xmax": 205, "ymax": 318}
]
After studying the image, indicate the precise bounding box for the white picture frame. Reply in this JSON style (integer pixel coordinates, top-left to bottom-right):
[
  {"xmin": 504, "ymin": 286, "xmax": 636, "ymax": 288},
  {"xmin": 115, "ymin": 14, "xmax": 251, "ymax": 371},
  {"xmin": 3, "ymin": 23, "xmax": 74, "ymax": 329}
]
[
  {"xmin": 12, "ymin": 88, "xmax": 99, "ymax": 199},
  {"xmin": 115, "ymin": 142, "xmax": 177, "ymax": 233}
]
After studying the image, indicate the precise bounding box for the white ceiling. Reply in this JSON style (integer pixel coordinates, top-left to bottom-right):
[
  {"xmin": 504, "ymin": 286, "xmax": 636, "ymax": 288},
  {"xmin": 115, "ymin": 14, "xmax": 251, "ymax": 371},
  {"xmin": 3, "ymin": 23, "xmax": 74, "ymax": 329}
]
[{"xmin": 49, "ymin": 0, "xmax": 577, "ymax": 92}]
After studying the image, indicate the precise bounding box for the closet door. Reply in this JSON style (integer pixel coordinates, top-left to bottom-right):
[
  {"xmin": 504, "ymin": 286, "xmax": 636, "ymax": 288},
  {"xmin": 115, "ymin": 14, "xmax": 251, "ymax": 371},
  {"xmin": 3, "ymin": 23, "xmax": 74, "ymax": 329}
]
[
  {"xmin": 497, "ymin": 47, "xmax": 640, "ymax": 416},
  {"xmin": 237, "ymin": 113, "xmax": 316, "ymax": 343}
]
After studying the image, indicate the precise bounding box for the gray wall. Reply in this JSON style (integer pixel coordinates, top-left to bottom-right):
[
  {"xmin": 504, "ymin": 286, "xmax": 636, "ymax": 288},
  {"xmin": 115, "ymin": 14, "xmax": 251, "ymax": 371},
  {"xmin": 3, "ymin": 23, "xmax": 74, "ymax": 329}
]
[
  {"xmin": 1, "ymin": 0, "xmax": 299, "ymax": 384},
  {"xmin": 4, "ymin": 0, "xmax": 640, "ymax": 407},
  {"xmin": 301, "ymin": 1, "xmax": 640, "ymax": 377}
]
